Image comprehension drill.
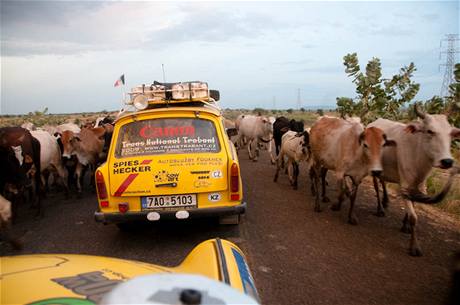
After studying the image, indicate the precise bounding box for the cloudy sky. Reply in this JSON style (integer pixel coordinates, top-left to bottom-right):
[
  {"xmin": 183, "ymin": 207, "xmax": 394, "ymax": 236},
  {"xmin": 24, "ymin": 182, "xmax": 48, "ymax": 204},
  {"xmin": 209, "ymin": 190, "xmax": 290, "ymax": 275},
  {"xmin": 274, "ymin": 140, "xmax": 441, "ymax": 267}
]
[{"xmin": 1, "ymin": 0, "xmax": 458, "ymax": 114}]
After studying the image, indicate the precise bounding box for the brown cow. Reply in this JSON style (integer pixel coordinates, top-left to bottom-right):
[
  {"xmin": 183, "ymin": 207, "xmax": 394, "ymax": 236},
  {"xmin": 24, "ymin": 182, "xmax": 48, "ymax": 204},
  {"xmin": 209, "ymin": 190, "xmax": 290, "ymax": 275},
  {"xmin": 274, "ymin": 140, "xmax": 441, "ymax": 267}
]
[
  {"xmin": 0, "ymin": 127, "xmax": 42, "ymax": 216},
  {"xmin": 309, "ymin": 117, "xmax": 396, "ymax": 224},
  {"xmin": 60, "ymin": 127, "xmax": 105, "ymax": 195}
]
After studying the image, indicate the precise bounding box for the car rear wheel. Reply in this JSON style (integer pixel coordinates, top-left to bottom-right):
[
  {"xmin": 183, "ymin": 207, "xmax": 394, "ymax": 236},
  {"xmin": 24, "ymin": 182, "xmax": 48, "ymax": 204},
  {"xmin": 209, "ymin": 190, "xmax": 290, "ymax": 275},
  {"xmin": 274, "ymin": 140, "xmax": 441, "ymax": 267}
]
[{"xmin": 219, "ymin": 214, "xmax": 240, "ymax": 225}]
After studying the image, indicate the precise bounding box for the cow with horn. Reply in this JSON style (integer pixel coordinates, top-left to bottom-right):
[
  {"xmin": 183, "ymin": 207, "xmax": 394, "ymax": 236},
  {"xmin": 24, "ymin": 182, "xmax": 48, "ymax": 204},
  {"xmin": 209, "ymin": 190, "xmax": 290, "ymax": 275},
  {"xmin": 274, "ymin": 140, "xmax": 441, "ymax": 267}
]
[{"xmin": 368, "ymin": 103, "xmax": 460, "ymax": 256}]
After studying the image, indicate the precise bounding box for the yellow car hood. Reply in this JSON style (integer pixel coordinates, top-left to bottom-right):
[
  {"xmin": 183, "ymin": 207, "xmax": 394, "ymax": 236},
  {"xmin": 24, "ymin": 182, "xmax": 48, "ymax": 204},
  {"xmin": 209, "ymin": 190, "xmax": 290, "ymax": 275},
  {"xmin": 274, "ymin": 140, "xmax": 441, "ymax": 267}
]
[{"xmin": 1, "ymin": 239, "xmax": 258, "ymax": 305}]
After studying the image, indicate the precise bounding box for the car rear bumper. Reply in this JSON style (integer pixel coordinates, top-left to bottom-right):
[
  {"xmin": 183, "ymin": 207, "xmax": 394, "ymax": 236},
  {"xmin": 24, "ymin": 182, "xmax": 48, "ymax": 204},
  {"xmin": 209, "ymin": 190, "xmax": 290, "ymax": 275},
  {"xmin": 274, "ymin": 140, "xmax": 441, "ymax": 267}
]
[{"xmin": 94, "ymin": 202, "xmax": 246, "ymax": 224}]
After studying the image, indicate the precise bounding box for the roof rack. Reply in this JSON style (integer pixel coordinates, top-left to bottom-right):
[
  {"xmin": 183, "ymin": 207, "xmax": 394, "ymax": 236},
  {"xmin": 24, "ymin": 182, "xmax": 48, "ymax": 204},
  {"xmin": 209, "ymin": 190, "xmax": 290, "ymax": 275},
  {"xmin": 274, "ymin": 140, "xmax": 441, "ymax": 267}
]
[{"xmin": 125, "ymin": 81, "xmax": 220, "ymax": 110}]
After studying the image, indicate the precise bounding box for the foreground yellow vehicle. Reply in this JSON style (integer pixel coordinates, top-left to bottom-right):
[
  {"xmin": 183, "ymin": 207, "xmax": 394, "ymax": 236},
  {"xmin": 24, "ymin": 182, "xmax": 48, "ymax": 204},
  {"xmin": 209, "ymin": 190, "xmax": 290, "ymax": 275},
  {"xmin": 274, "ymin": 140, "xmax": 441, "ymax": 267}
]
[
  {"xmin": 1, "ymin": 239, "xmax": 259, "ymax": 304},
  {"xmin": 94, "ymin": 81, "xmax": 245, "ymax": 228}
]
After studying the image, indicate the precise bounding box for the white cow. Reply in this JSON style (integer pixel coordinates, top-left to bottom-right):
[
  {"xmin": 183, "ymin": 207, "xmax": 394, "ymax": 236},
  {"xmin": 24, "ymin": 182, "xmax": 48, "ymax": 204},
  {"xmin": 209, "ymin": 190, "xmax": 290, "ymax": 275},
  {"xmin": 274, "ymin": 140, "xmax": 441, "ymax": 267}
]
[
  {"xmin": 273, "ymin": 130, "xmax": 310, "ymax": 189},
  {"xmin": 235, "ymin": 115, "xmax": 275, "ymax": 163},
  {"xmin": 56, "ymin": 123, "xmax": 81, "ymax": 134},
  {"xmin": 368, "ymin": 104, "xmax": 460, "ymax": 256},
  {"xmin": 41, "ymin": 123, "xmax": 81, "ymax": 137},
  {"xmin": 20, "ymin": 122, "xmax": 36, "ymax": 131},
  {"xmin": 30, "ymin": 130, "xmax": 69, "ymax": 195}
]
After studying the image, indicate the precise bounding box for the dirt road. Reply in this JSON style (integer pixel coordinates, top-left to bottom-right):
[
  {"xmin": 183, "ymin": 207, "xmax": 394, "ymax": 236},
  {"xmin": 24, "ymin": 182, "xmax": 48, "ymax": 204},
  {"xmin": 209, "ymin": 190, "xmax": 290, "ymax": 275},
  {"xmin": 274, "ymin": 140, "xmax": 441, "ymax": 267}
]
[{"xmin": 2, "ymin": 151, "xmax": 459, "ymax": 305}]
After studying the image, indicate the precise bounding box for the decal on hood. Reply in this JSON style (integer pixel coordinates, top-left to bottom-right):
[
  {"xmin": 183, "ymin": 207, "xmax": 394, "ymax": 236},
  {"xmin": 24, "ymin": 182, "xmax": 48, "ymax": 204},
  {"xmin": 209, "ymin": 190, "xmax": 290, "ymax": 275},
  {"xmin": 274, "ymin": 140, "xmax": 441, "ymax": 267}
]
[{"xmin": 51, "ymin": 271, "xmax": 123, "ymax": 304}]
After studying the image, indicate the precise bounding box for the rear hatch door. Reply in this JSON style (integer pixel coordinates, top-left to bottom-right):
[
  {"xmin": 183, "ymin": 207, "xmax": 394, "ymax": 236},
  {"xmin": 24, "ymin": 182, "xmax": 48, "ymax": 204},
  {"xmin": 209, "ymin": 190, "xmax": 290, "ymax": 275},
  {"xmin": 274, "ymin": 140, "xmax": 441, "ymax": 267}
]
[{"xmin": 109, "ymin": 115, "xmax": 228, "ymax": 197}]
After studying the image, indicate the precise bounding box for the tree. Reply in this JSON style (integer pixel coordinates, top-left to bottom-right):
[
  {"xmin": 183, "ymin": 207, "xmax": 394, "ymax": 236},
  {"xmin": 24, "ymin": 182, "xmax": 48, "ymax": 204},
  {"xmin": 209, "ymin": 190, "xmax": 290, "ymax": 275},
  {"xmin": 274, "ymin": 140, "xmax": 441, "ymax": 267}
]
[
  {"xmin": 337, "ymin": 53, "xmax": 420, "ymax": 123},
  {"xmin": 445, "ymin": 63, "xmax": 460, "ymax": 127},
  {"xmin": 421, "ymin": 63, "xmax": 460, "ymax": 127},
  {"xmin": 336, "ymin": 97, "xmax": 354, "ymax": 118}
]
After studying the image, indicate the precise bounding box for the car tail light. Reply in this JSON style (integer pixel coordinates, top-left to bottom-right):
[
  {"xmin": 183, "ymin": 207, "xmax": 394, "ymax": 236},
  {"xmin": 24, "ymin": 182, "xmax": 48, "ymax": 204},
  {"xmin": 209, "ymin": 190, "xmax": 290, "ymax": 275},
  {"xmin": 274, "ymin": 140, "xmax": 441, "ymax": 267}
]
[
  {"xmin": 96, "ymin": 171, "xmax": 108, "ymax": 200},
  {"xmin": 118, "ymin": 202, "xmax": 129, "ymax": 213},
  {"xmin": 230, "ymin": 163, "xmax": 239, "ymax": 194},
  {"xmin": 231, "ymin": 194, "xmax": 240, "ymax": 201}
]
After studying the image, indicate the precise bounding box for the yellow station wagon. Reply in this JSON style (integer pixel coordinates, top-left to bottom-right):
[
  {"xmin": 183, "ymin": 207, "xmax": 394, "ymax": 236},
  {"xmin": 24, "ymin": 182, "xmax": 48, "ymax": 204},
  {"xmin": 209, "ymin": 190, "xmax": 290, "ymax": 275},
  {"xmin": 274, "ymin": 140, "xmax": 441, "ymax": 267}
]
[{"xmin": 94, "ymin": 81, "xmax": 245, "ymax": 229}]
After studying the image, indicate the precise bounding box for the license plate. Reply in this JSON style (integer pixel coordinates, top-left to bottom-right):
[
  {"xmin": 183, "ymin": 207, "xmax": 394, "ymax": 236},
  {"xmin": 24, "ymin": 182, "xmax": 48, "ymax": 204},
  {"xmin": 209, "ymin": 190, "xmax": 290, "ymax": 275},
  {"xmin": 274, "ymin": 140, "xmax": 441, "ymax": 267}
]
[{"xmin": 141, "ymin": 194, "xmax": 197, "ymax": 209}]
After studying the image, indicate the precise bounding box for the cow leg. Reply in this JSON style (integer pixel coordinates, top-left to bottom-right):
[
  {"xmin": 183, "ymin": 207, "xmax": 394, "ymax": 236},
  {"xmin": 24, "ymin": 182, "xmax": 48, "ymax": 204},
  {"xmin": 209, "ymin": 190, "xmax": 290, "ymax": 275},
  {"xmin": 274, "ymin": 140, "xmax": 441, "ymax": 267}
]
[
  {"xmin": 75, "ymin": 162, "xmax": 84, "ymax": 198},
  {"xmin": 373, "ymin": 176, "xmax": 385, "ymax": 217},
  {"xmin": 320, "ymin": 167, "xmax": 330, "ymax": 203},
  {"xmin": 347, "ymin": 181, "xmax": 359, "ymax": 225},
  {"xmin": 291, "ymin": 161, "xmax": 299, "ymax": 190},
  {"xmin": 56, "ymin": 164, "xmax": 70, "ymax": 199},
  {"xmin": 309, "ymin": 167, "xmax": 316, "ymax": 196},
  {"xmin": 405, "ymin": 200, "xmax": 422, "ymax": 256},
  {"xmin": 312, "ymin": 165, "xmax": 322, "ymax": 212},
  {"xmin": 401, "ymin": 213, "xmax": 412, "ymax": 234},
  {"xmin": 331, "ymin": 173, "xmax": 345, "ymax": 211},
  {"xmin": 274, "ymin": 150, "xmax": 285, "ymax": 182},
  {"xmin": 268, "ymin": 140, "xmax": 276, "ymax": 165},
  {"xmin": 247, "ymin": 140, "xmax": 254, "ymax": 160},
  {"xmin": 253, "ymin": 140, "xmax": 259, "ymax": 161},
  {"xmin": 273, "ymin": 163, "xmax": 280, "ymax": 182},
  {"xmin": 381, "ymin": 179, "xmax": 389, "ymax": 208},
  {"xmin": 42, "ymin": 170, "xmax": 50, "ymax": 194},
  {"xmin": 287, "ymin": 160, "xmax": 294, "ymax": 185}
]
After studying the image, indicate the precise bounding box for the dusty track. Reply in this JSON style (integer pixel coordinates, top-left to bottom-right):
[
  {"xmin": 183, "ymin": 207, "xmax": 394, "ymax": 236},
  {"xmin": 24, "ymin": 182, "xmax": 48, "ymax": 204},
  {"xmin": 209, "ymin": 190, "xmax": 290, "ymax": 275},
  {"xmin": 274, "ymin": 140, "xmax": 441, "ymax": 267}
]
[{"xmin": 2, "ymin": 151, "xmax": 460, "ymax": 305}]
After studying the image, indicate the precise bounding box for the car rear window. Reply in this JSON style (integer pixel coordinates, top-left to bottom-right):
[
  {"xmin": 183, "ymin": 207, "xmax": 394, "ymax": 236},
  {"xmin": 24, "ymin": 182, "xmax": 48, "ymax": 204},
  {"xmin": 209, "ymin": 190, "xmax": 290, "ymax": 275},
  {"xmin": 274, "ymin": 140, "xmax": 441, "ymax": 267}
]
[{"xmin": 115, "ymin": 118, "xmax": 221, "ymax": 157}]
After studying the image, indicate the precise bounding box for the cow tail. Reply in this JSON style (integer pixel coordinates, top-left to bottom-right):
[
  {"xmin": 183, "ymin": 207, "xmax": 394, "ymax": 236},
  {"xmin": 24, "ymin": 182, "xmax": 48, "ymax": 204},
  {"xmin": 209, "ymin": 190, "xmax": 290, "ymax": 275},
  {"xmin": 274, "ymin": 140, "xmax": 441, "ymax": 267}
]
[
  {"xmin": 402, "ymin": 167, "xmax": 459, "ymax": 204},
  {"xmin": 258, "ymin": 136, "xmax": 273, "ymax": 143}
]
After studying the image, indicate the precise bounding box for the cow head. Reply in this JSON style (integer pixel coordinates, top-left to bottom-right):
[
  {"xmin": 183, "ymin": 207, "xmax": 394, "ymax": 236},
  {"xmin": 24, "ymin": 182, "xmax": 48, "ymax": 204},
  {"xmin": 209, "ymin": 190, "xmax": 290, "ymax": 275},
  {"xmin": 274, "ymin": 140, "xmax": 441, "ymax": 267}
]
[
  {"xmin": 0, "ymin": 127, "xmax": 26, "ymax": 148},
  {"xmin": 295, "ymin": 130, "xmax": 310, "ymax": 158},
  {"xmin": 405, "ymin": 104, "xmax": 459, "ymax": 169},
  {"xmin": 60, "ymin": 130, "xmax": 80, "ymax": 158},
  {"xmin": 360, "ymin": 127, "xmax": 396, "ymax": 176},
  {"xmin": 289, "ymin": 120, "xmax": 305, "ymax": 133},
  {"xmin": 259, "ymin": 116, "xmax": 273, "ymax": 136}
]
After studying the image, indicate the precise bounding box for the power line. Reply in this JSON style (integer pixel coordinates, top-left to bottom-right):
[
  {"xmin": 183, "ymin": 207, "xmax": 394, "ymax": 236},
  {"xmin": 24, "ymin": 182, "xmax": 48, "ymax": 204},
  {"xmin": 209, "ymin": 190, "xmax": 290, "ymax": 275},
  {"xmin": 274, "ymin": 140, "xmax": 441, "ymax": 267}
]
[
  {"xmin": 439, "ymin": 34, "xmax": 459, "ymax": 97},
  {"xmin": 297, "ymin": 88, "xmax": 301, "ymax": 109}
]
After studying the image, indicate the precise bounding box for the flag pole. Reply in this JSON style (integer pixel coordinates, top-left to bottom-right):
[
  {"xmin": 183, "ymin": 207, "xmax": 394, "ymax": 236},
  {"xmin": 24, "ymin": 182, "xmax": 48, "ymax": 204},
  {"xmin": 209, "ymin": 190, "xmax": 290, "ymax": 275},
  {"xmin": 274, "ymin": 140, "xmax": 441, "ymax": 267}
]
[
  {"xmin": 121, "ymin": 74, "xmax": 126, "ymax": 103},
  {"xmin": 162, "ymin": 64, "xmax": 166, "ymax": 82}
]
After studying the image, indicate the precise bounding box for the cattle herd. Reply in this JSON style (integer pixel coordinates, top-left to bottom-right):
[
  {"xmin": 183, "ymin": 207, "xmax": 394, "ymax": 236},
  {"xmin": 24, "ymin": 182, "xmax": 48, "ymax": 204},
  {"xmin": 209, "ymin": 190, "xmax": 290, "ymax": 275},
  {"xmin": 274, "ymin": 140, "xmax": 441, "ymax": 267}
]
[
  {"xmin": 1, "ymin": 107, "xmax": 460, "ymax": 257},
  {"xmin": 234, "ymin": 105, "xmax": 460, "ymax": 256},
  {"xmin": 0, "ymin": 116, "xmax": 114, "ymax": 249}
]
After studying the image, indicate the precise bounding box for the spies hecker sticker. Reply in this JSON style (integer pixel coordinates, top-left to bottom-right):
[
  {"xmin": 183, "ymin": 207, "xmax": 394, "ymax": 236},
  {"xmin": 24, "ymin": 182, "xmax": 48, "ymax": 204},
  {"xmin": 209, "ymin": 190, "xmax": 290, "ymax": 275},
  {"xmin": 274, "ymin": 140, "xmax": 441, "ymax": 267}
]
[{"xmin": 112, "ymin": 160, "xmax": 152, "ymax": 174}]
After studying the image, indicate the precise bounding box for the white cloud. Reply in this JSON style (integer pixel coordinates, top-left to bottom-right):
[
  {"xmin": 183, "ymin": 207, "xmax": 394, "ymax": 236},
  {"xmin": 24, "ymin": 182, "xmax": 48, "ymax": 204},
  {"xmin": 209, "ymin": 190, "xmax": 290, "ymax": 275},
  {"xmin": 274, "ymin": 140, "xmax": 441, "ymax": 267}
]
[{"xmin": 1, "ymin": 0, "xmax": 458, "ymax": 113}]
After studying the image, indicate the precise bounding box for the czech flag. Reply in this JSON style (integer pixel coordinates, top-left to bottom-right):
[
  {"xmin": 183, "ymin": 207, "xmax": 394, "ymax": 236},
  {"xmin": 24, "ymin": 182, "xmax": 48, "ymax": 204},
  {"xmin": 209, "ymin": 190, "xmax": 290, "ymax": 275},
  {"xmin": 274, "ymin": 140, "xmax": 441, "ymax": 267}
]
[{"xmin": 114, "ymin": 74, "xmax": 125, "ymax": 87}]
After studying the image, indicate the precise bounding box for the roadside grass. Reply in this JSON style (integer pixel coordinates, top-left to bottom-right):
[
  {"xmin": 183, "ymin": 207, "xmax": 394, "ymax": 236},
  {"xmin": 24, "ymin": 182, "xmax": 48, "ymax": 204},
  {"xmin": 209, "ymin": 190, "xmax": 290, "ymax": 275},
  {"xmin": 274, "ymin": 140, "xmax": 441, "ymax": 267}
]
[{"xmin": 0, "ymin": 111, "xmax": 118, "ymax": 128}]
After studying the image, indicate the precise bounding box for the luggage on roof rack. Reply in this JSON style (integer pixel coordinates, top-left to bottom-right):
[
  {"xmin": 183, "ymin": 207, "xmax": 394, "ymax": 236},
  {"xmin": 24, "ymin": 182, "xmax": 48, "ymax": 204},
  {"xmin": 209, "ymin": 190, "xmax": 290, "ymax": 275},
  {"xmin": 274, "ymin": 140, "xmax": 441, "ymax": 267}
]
[{"xmin": 129, "ymin": 81, "xmax": 210, "ymax": 103}]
